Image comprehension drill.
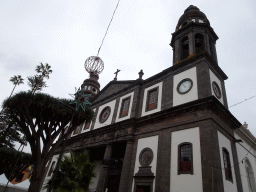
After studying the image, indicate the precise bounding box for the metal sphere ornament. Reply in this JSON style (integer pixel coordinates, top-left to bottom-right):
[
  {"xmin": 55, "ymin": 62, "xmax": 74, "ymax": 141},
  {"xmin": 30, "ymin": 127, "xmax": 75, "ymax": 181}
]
[{"xmin": 84, "ymin": 56, "xmax": 104, "ymax": 74}]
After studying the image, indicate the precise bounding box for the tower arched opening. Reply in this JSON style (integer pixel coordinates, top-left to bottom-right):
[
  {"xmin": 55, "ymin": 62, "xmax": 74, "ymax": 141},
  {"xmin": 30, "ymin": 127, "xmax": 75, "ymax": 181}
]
[
  {"xmin": 181, "ymin": 36, "xmax": 189, "ymax": 60},
  {"xmin": 195, "ymin": 33, "xmax": 205, "ymax": 55}
]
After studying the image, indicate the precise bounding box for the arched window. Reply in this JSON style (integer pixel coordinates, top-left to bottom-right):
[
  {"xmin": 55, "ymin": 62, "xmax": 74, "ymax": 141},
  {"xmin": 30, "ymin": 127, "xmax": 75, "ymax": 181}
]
[
  {"xmin": 181, "ymin": 36, "xmax": 189, "ymax": 60},
  {"xmin": 245, "ymin": 159, "xmax": 256, "ymax": 192},
  {"xmin": 222, "ymin": 148, "xmax": 232, "ymax": 182},
  {"xmin": 48, "ymin": 161, "xmax": 56, "ymax": 177},
  {"xmin": 178, "ymin": 142, "xmax": 193, "ymax": 174},
  {"xmin": 195, "ymin": 33, "xmax": 204, "ymax": 55}
]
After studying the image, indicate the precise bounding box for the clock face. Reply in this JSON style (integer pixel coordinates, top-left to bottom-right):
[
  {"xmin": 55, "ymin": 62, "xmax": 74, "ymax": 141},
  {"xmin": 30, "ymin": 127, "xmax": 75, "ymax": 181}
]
[
  {"xmin": 177, "ymin": 78, "xmax": 193, "ymax": 94},
  {"xmin": 212, "ymin": 81, "xmax": 221, "ymax": 99}
]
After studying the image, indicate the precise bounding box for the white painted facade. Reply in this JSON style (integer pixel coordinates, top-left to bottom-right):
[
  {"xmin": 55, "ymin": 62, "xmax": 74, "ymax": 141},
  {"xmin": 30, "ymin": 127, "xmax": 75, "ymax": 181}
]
[
  {"xmin": 170, "ymin": 127, "xmax": 203, "ymax": 192},
  {"xmin": 132, "ymin": 135, "xmax": 159, "ymax": 192},
  {"xmin": 89, "ymin": 160, "xmax": 101, "ymax": 192},
  {"xmin": 209, "ymin": 69, "xmax": 224, "ymax": 104},
  {"xmin": 41, "ymin": 153, "xmax": 70, "ymax": 192},
  {"xmin": 93, "ymin": 100, "xmax": 116, "ymax": 130},
  {"xmin": 41, "ymin": 154, "xmax": 59, "ymax": 192},
  {"xmin": 141, "ymin": 82, "xmax": 163, "ymax": 117},
  {"xmin": 173, "ymin": 67, "xmax": 198, "ymax": 107},
  {"xmin": 115, "ymin": 91, "xmax": 134, "ymax": 123},
  {"xmin": 217, "ymin": 130, "xmax": 238, "ymax": 192},
  {"xmin": 235, "ymin": 129, "xmax": 256, "ymax": 192}
]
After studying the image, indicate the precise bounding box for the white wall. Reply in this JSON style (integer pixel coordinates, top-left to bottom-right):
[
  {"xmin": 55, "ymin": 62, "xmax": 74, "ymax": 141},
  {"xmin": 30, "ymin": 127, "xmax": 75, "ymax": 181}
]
[
  {"xmin": 115, "ymin": 91, "xmax": 134, "ymax": 123},
  {"xmin": 235, "ymin": 133, "xmax": 256, "ymax": 192},
  {"xmin": 173, "ymin": 67, "xmax": 198, "ymax": 107},
  {"xmin": 41, "ymin": 154, "xmax": 59, "ymax": 192},
  {"xmin": 132, "ymin": 135, "xmax": 159, "ymax": 192},
  {"xmin": 170, "ymin": 127, "xmax": 203, "ymax": 192},
  {"xmin": 209, "ymin": 69, "xmax": 224, "ymax": 104},
  {"xmin": 217, "ymin": 131, "xmax": 238, "ymax": 192},
  {"xmin": 93, "ymin": 100, "xmax": 116, "ymax": 130},
  {"xmin": 141, "ymin": 82, "xmax": 163, "ymax": 117},
  {"xmin": 89, "ymin": 160, "xmax": 101, "ymax": 192},
  {"xmin": 41, "ymin": 153, "xmax": 71, "ymax": 192}
]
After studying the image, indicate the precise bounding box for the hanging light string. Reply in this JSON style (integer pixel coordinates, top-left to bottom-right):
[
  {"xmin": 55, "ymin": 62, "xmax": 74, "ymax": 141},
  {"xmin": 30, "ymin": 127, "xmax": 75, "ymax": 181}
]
[
  {"xmin": 229, "ymin": 94, "xmax": 256, "ymax": 108},
  {"xmin": 97, "ymin": 0, "xmax": 121, "ymax": 56}
]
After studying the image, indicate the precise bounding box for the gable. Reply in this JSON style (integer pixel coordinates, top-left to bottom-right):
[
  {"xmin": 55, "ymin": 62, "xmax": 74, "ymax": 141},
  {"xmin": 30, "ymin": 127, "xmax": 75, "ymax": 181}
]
[{"xmin": 93, "ymin": 81, "xmax": 135, "ymax": 103}]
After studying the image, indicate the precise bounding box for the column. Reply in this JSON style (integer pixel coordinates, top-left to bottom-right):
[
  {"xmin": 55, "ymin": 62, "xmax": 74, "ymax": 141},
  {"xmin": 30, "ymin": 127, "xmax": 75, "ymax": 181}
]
[
  {"xmin": 118, "ymin": 140, "xmax": 134, "ymax": 192},
  {"xmin": 96, "ymin": 143, "xmax": 112, "ymax": 192},
  {"xmin": 188, "ymin": 32, "xmax": 195, "ymax": 55}
]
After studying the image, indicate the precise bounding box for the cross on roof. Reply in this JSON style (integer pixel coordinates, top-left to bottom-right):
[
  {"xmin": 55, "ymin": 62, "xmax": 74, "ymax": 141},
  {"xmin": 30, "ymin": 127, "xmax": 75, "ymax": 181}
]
[{"xmin": 114, "ymin": 69, "xmax": 121, "ymax": 81}]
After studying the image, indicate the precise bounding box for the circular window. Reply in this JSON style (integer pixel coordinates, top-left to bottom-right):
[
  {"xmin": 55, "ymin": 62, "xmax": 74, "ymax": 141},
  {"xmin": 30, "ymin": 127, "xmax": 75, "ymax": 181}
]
[
  {"xmin": 99, "ymin": 106, "xmax": 111, "ymax": 123},
  {"xmin": 177, "ymin": 78, "xmax": 193, "ymax": 94},
  {"xmin": 139, "ymin": 148, "xmax": 154, "ymax": 167},
  {"xmin": 212, "ymin": 81, "xmax": 222, "ymax": 99}
]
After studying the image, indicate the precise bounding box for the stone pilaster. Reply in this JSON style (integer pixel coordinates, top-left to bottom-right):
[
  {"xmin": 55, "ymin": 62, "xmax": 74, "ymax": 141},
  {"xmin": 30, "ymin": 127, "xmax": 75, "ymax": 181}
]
[
  {"xmin": 96, "ymin": 143, "xmax": 112, "ymax": 192},
  {"xmin": 118, "ymin": 140, "xmax": 134, "ymax": 192}
]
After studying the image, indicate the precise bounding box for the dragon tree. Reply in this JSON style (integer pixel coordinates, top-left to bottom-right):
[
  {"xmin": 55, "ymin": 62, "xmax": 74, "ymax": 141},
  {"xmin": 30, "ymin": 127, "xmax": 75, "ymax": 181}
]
[{"xmin": 2, "ymin": 92, "xmax": 94, "ymax": 192}]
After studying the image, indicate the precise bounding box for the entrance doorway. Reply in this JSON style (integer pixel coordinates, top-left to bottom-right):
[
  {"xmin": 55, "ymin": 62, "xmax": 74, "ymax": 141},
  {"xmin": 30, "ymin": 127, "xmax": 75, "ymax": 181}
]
[
  {"xmin": 107, "ymin": 175, "xmax": 121, "ymax": 192},
  {"xmin": 136, "ymin": 185, "xmax": 151, "ymax": 192}
]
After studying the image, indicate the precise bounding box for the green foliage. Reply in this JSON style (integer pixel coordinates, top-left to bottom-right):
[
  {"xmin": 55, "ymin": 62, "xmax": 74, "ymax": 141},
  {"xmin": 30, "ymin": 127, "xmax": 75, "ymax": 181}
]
[
  {"xmin": 44, "ymin": 152, "xmax": 96, "ymax": 192},
  {"xmin": 0, "ymin": 147, "xmax": 31, "ymax": 181},
  {"xmin": 0, "ymin": 110, "xmax": 27, "ymax": 148},
  {"xmin": 27, "ymin": 75, "xmax": 47, "ymax": 94},
  {"xmin": 9, "ymin": 75, "xmax": 24, "ymax": 86},
  {"xmin": 27, "ymin": 63, "xmax": 52, "ymax": 94},
  {"xmin": 2, "ymin": 92, "xmax": 94, "ymax": 124},
  {"xmin": 2, "ymin": 91, "xmax": 94, "ymax": 192}
]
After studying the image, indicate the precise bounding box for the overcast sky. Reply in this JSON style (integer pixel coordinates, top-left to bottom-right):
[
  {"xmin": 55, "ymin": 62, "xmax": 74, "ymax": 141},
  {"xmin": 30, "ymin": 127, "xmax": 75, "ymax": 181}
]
[{"xmin": 1, "ymin": 0, "xmax": 256, "ymax": 189}]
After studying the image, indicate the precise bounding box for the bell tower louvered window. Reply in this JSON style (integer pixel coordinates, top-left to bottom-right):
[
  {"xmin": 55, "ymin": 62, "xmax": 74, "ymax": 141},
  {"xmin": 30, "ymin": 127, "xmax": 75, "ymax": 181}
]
[{"xmin": 146, "ymin": 88, "xmax": 158, "ymax": 111}]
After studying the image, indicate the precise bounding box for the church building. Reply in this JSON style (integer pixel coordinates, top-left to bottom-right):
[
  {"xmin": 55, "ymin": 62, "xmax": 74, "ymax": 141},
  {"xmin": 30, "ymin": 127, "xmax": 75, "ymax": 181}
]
[{"xmin": 41, "ymin": 5, "xmax": 256, "ymax": 192}]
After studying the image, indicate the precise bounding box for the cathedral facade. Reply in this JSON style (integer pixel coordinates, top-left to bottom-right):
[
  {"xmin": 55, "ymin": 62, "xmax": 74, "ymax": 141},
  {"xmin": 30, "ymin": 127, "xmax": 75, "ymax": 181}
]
[{"xmin": 41, "ymin": 5, "xmax": 256, "ymax": 192}]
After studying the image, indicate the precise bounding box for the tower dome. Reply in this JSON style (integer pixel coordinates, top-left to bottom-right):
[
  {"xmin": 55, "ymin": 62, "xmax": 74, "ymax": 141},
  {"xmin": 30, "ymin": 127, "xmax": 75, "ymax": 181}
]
[{"xmin": 176, "ymin": 5, "xmax": 210, "ymax": 31}]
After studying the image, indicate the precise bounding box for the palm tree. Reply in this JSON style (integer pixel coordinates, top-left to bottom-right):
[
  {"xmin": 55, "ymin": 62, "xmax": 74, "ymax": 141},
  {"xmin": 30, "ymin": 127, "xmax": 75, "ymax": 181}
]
[
  {"xmin": 9, "ymin": 75, "xmax": 24, "ymax": 98},
  {"xmin": 44, "ymin": 152, "xmax": 96, "ymax": 192},
  {"xmin": 28, "ymin": 63, "xmax": 53, "ymax": 94},
  {"xmin": 0, "ymin": 75, "xmax": 24, "ymax": 116},
  {"xmin": 36, "ymin": 63, "xmax": 52, "ymax": 79}
]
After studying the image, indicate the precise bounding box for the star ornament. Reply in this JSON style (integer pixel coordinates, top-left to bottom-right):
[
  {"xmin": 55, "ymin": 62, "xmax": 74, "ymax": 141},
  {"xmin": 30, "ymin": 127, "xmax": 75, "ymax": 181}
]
[{"xmin": 69, "ymin": 87, "xmax": 92, "ymax": 112}]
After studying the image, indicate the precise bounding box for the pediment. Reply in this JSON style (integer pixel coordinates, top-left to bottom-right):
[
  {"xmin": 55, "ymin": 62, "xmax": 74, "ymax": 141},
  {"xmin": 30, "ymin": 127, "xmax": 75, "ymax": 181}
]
[{"xmin": 92, "ymin": 80, "xmax": 137, "ymax": 103}]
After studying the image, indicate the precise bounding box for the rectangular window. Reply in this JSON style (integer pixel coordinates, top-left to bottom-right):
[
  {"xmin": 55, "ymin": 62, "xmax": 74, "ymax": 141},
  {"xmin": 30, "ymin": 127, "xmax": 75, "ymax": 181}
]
[
  {"xmin": 83, "ymin": 121, "xmax": 91, "ymax": 130},
  {"xmin": 119, "ymin": 97, "xmax": 131, "ymax": 118},
  {"xmin": 72, "ymin": 127, "xmax": 79, "ymax": 135},
  {"xmin": 178, "ymin": 143, "xmax": 193, "ymax": 174},
  {"xmin": 146, "ymin": 88, "xmax": 158, "ymax": 111},
  {"xmin": 48, "ymin": 161, "xmax": 56, "ymax": 177}
]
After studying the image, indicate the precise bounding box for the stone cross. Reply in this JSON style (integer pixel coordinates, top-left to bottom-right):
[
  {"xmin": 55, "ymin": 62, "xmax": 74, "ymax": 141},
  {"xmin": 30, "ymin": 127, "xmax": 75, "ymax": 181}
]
[
  {"xmin": 138, "ymin": 69, "xmax": 144, "ymax": 80},
  {"xmin": 114, "ymin": 69, "xmax": 121, "ymax": 81}
]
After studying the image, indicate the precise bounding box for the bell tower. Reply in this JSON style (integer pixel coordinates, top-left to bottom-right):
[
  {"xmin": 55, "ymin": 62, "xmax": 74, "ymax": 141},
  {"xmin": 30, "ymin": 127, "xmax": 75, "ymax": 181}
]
[
  {"xmin": 170, "ymin": 5, "xmax": 228, "ymax": 108},
  {"xmin": 171, "ymin": 5, "xmax": 218, "ymax": 65}
]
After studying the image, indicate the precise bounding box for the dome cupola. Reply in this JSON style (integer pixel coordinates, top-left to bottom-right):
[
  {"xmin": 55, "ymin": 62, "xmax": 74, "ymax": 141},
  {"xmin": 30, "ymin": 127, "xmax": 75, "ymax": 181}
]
[{"xmin": 176, "ymin": 5, "xmax": 210, "ymax": 31}]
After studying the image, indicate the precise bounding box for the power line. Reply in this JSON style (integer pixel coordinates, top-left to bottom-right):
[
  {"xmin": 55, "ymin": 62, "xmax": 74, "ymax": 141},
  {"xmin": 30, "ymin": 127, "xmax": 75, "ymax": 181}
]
[
  {"xmin": 97, "ymin": 0, "xmax": 121, "ymax": 56},
  {"xmin": 229, "ymin": 94, "xmax": 256, "ymax": 108}
]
